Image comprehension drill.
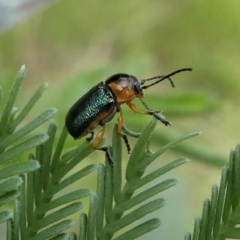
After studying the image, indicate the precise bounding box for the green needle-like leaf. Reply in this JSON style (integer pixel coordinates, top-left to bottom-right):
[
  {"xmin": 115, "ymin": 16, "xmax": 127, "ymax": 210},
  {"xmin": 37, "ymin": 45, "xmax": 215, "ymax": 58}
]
[
  {"xmin": 0, "ymin": 134, "xmax": 49, "ymax": 164},
  {"xmin": 50, "ymin": 233, "xmax": 69, "ymax": 240},
  {"xmin": 51, "ymin": 125, "xmax": 69, "ymax": 173},
  {"xmin": 53, "ymin": 142, "xmax": 95, "ymax": 182},
  {"xmin": 7, "ymin": 219, "xmax": 13, "ymax": 240},
  {"xmin": 41, "ymin": 121, "xmax": 57, "ymax": 191},
  {"xmin": 0, "ymin": 65, "xmax": 25, "ymax": 136},
  {"xmin": 0, "ymin": 177, "xmax": 23, "ymax": 195},
  {"xmin": 87, "ymin": 194, "xmax": 98, "ymax": 240},
  {"xmin": 96, "ymin": 164, "xmax": 105, "ymax": 239},
  {"xmin": 140, "ymin": 131, "xmax": 200, "ymax": 170},
  {"xmin": 198, "ymin": 199, "xmax": 210, "ymax": 240},
  {"xmin": 129, "ymin": 157, "xmax": 188, "ymax": 191},
  {"xmin": 8, "ymin": 107, "xmax": 18, "ymax": 126},
  {"xmin": 0, "ymin": 160, "xmax": 40, "ymax": 180},
  {"xmin": 0, "ymin": 108, "xmax": 57, "ymax": 149},
  {"xmin": 222, "ymin": 151, "xmax": 234, "ymax": 223},
  {"xmin": 0, "ymin": 190, "xmax": 19, "ymax": 206},
  {"xmin": 19, "ymin": 175, "xmax": 27, "ymax": 240},
  {"xmin": 192, "ymin": 217, "xmax": 201, "ymax": 240},
  {"xmin": 13, "ymin": 200, "xmax": 20, "ymax": 240},
  {"xmin": 10, "ymin": 82, "xmax": 49, "ymax": 130},
  {"xmin": 30, "ymin": 203, "xmax": 83, "ymax": 232},
  {"xmin": 126, "ymin": 118, "xmax": 157, "ymax": 181},
  {"xmin": 46, "ymin": 164, "xmax": 98, "ymax": 198},
  {"xmin": 213, "ymin": 167, "xmax": 228, "ymax": 237},
  {"xmin": 0, "ymin": 211, "xmax": 13, "ymax": 224},
  {"xmin": 205, "ymin": 185, "xmax": 218, "ymax": 239},
  {"xmin": 186, "ymin": 145, "xmax": 240, "ymax": 240},
  {"xmin": 115, "ymin": 180, "xmax": 172, "ymax": 213},
  {"xmin": 112, "ymin": 124, "xmax": 122, "ymax": 203},
  {"xmin": 31, "ymin": 220, "xmax": 75, "ymax": 240},
  {"xmin": 104, "ymin": 158, "xmax": 113, "ymax": 225},
  {"xmin": 36, "ymin": 189, "xmax": 92, "ymax": 215},
  {"xmin": 223, "ymin": 228, "xmax": 240, "ymax": 239},
  {"xmin": 27, "ymin": 169, "xmax": 34, "ymax": 227},
  {"xmin": 233, "ymin": 145, "xmax": 240, "ymax": 210},
  {"xmin": 79, "ymin": 213, "xmax": 87, "ymax": 240},
  {"xmin": 114, "ymin": 218, "xmax": 161, "ymax": 240},
  {"xmin": 106, "ymin": 198, "xmax": 164, "ymax": 235}
]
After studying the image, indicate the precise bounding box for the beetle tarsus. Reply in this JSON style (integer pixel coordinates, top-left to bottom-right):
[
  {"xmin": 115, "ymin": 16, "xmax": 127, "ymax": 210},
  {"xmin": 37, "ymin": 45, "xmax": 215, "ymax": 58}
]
[
  {"xmin": 121, "ymin": 134, "xmax": 131, "ymax": 154},
  {"xmin": 148, "ymin": 110, "xmax": 171, "ymax": 126},
  {"xmin": 140, "ymin": 98, "xmax": 171, "ymax": 126},
  {"xmin": 99, "ymin": 146, "xmax": 115, "ymax": 166}
]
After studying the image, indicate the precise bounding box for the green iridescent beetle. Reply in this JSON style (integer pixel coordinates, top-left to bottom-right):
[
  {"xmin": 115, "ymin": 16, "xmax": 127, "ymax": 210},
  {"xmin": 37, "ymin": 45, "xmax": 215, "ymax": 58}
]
[{"xmin": 65, "ymin": 68, "xmax": 192, "ymax": 165}]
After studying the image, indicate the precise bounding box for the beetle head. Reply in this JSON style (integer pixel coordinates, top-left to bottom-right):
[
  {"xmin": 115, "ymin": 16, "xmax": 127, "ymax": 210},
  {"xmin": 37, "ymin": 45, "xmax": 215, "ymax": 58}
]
[{"xmin": 105, "ymin": 73, "xmax": 143, "ymax": 99}]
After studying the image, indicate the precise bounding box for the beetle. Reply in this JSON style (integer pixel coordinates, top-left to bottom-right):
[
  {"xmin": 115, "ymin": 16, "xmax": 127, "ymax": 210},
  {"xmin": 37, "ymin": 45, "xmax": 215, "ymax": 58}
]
[{"xmin": 65, "ymin": 68, "xmax": 192, "ymax": 166}]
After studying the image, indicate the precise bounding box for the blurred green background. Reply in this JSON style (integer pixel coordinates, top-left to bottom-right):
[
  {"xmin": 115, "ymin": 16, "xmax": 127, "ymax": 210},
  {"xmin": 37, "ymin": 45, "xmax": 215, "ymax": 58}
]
[{"xmin": 0, "ymin": 0, "xmax": 240, "ymax": 239}]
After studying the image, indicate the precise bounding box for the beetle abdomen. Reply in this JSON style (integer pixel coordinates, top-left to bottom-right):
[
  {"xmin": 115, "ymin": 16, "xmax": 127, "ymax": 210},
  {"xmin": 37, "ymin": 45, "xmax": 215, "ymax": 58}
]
[{"xmin": 65, "ymin": 82, "xmax": 117, "ymax": 139}]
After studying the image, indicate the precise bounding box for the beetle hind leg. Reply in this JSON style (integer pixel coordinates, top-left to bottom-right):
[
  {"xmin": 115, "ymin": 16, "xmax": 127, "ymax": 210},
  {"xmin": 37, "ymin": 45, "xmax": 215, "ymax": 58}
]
[
  {"xmin": 121, "ymin": 134, "xmax": 131, "ymax": 154},
  {"xmin": 118, "ymin": 108, "xmax": 131, "ymax": 154},
  {"xmin": 92, "ymin": 125, "xmax": 114, "ymax": 166},
  {"xmin": 98, "ymin": 146, "xmax": 115, "ymax": 166},
  {"xmin": 122, "ymin": 124, "xmax": 152, "ymax": 153}
]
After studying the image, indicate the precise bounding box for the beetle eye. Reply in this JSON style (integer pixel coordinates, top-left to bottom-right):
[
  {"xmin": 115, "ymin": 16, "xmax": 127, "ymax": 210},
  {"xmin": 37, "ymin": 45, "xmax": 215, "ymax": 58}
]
[{"xmin": 133, "ymin": 82, "xmax": 142, "ymax": 94}]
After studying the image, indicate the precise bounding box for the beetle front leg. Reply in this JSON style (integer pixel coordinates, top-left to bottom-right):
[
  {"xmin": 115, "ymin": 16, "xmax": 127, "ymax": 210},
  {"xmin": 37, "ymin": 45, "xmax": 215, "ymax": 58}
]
[
  {"xmin": 146, "ymin": 110, "xmax": 171, "ymax": 126},
  {"xmin": 126, "ymin": 101, "xmax": 171, "ymax": 126},
  {"xmin": 92, "ymin": 125, "xmax": 114, "ymax": 166}
]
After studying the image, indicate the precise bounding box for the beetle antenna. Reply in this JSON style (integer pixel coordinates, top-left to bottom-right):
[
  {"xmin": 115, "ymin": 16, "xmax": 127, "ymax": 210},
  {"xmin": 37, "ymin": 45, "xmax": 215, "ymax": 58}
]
[
  {"xmin": 141, "ymin": 75, "xmax": 175, "ymax": 88},
  {"xmin": 141, "ymin": 68, "xmax": 192, "ymax": 89}
]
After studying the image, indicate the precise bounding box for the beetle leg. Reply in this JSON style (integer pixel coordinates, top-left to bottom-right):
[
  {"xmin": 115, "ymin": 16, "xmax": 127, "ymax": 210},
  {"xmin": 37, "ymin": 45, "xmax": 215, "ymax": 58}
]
[
  {"xmin": 122, "ymin": 135, "xmax": 131, "ymax": 154},
  {"xmin": 92, "ymin": 126, "xmax": 114, "ymax": 166},
  {"xmin": 122, "ymin": 124, "xmax": 152, "ymax": 153},
  {"xmin": 126, "ymin": 101, "xmax": 171, "ymax": 126},
  {"xmin": 92, "ymin": 126, "xmax": 105, "ymax": 148},
  {"xmin": 140, "ymin": 99, "xmax": 171, "ymax": 126},
  {"xmin": 99, "ymin": 146, "xmax": 114, "ymax": 166},
  {"xmin": 118, "ymin": 108, "xmax": 131, "ymax": 154},
  {"xmin": 86, "ymin": 131, "xmax": 94, "ymax": 141},
  {"xmin": 126, "ymin": 101, "xmax": 149, "ymax": 114},
  {"xmin": 148, "ymin": 111, "xmax": 171, "ymax": 126}
]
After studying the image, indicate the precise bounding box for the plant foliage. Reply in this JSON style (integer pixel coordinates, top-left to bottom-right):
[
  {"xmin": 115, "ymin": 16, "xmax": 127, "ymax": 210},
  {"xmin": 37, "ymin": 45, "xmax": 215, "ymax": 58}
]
[
  {"xmin": 0, "ymin": 65, "xmax": 55, "ymax": 233},
  {"xmin": 185, "ymin": 144, "xmax": 240, "ymax": 240},
  {"xmin": 3, "ymin": 66, "xmax": 238, "ymax": 240}
]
